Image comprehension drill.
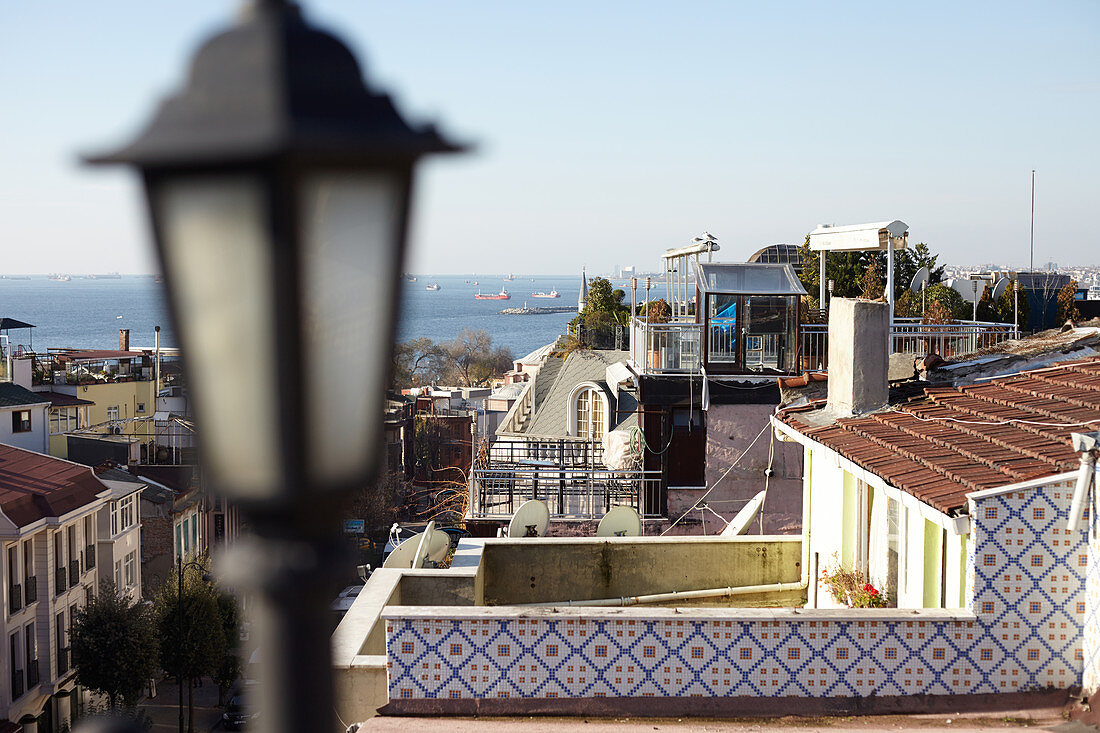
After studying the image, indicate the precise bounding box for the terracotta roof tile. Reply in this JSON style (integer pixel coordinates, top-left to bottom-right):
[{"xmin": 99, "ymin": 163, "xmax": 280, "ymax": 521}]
[
  {"xmin": 777, "ymin": 356, "xmax": 1100, "ymax": 514},
  {"xmin": 0, "ymin": 445, "xmax": 106, "ymax": 527}
]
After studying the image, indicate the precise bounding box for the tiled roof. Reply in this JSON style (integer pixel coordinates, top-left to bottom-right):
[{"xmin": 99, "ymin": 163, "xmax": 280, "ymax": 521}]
[
  {"xmin": 0, "ymin": 383, "xmax": 51, "ymax": 409},
  {"xmin": 778, "ymin": 356, "xmax": 1100, "ymax": 515},
  {"xmin": 524, "ymin": 350, "xmax": 635, "ymax": 438},
  {"xmin": 36, "ymin": 390, "xmax": 94, "ymax": 406},
  {"xmin": 0, "ymin": 444, "xmax": 106, "ymax": 527}
]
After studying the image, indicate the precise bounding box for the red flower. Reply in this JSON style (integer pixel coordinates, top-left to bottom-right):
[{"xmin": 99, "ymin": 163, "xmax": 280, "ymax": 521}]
[{"xmin": 862, "ymin": 584, "xmax": 879, "ymax": 595}]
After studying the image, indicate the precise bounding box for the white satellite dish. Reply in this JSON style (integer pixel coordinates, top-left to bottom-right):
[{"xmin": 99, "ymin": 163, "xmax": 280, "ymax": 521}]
[
  {"xmin": 596, "ymin": 505, "xmax": 642, "ymax": 537},
  {"xmin": 720, "ymin": 491, "xmax": 767, "ymax": 536},
  {"xmin": 991, "ymin": 277, "xmax": 1009, "ymax": 302},
  {"xmin": 383, "ymin": 521, "xmax": 448, "ymax": 568},
  {"xmin": 507, "ymin": 499, "xmax": 550, "ymax": 538},
  {"xmin": 910, "ymin": 266, "xmax": 930, "ymax": 294}
]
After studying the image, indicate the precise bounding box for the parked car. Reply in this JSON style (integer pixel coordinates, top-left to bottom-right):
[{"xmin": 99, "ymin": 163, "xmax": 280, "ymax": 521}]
[{"xmin": 221, "ymin": 690, "xmax": 255, "ymax": 730}]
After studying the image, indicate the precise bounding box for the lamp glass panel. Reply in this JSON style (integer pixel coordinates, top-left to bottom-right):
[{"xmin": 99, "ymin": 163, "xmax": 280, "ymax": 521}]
[
  {"xmin": 299, "ymin": 172, "xmax": 404, "ymax": 484},
  {"xmin": 155, "ymin": 176, "xmax": 279, "ymax": 497}
]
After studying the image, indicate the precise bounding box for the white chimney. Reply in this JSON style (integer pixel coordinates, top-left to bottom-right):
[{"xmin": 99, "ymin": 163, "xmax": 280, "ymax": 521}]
[{"xmin": 826, "ymin": 298, "xmax": 889, "ymax": 417}]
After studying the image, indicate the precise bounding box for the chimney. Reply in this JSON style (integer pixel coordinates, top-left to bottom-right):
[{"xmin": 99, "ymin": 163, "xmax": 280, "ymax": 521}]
[
  {"xmin": 826, "ymin": 298, "xmax": 889, "ymax": 417},
  {"xmin": 119, "ymin": 329, "xmax": 130, "ymax": 351}
]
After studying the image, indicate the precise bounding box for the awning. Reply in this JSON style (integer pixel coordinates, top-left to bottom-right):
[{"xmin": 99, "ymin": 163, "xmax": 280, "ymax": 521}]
[{"xmin": 694, "ymin": 263, "xmax": 806, "ymax": 296}]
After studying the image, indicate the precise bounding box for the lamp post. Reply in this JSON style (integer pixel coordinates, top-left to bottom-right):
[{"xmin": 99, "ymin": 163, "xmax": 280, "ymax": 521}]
[
  {"xmin": 629, "ymin": 277, "xmax": 638, "ymax": 321},
  {"xmin": 86, "ymin": 2, "xmax": 461, "ymax": 731},
  {"xmin": 176, "ymin": 557, "xmax": 211, "ymax": 733},
  {"xmin": 827, "ymin": 279, "xmax": 834, "ymax": 308}
]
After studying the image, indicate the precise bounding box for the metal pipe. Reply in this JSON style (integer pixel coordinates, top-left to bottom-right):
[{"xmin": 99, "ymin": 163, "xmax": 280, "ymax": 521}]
[
  {"xmin": 1067, "ymin": 439, "xmax": 1098, "ymax": 532},
  {"xmin": 520, "ymin": 580, "xmax": 806, "ymax": 608}
]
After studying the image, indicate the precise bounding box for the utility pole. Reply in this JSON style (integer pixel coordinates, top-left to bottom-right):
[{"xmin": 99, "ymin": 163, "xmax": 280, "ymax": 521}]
[{"xmin": 1030, "ymin": 170, "xmax": 1035, "ymax": 274}]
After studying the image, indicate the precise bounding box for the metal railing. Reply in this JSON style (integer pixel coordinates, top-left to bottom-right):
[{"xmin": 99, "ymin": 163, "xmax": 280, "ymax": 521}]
[
  {"xmin": 86, "ymin": 544, "xmax": 96, "ymax": 570},
  {"xmin": 629, "ymin": 317, "xmax": 701, "ymax": 374},
  {"xmin": 11, "ymin": 669, "xmax": 23, "ymax": 700},
  {"xmin": 8, "ymin": 584, "xmax": 20, "ymax": 614},
  {"xmin": 55, "ymin": 566, "xmax": 67, "ymax": 595},
  {"xmin": 470, "ymin": 464, "xmax": 662, "ymax": 520},
  {"xmin": 57, "ymin": 646, "xmax": 69, "ymax": 677},
  {"xmin": 24, "ymin": 576, "xmax": 36, "ymax": 605},
  {"xmin": 487, "ymin": 438, "xmax": 606, "ymax": 468},
  {"xmin": 634, "ymin": 317, "xmax": 1019, "ymax": 375},
  {"xmin": 26, "ymin": 659, "xmax": 38, "ymax": 688},
  {"xmin": 69, "ymin": 560, "xmax": 79, "ymax": 587}
]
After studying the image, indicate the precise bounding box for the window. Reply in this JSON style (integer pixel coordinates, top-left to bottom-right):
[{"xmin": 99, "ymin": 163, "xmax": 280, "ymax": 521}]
[
  {"xmin": 176, "ymin": 524, "xmax": 183, "ymax": 559},
  {"xmin": 24, "ymin": 622, "xmax": 35, "ymax": 688},
  {"xmin": 124, "ymin": 551, "xmax": 137, "ymax": 589},
  {"xmin": 192, "ymin": 514, "xmax": 199, "ymax": 553},
  {"xmin": 11, "ymin": 410, "xmax": 31, "ymax": 433},
  {"xmin": 55, "ymin": 611, "xmax": 67, "ymax": 677},
  {"xmin": 111, "ymin": 494, "xmax": 136, "ymax": 536},
  {"xmin": 49, "ymin": 407, "xmax": 79, "ymax": 435},
  {"xmin": 114, "ymin": 560, "xmax": 122, "ymax": 589},
  {"xmin": 106, "ymin": 406, "xmax": 119, "ymax": 422},
  {"xmin": 22, "ymin": 539, "xmax": 32, "ymax": 586},
  {"xmin": 54, "ymin": 533, "xmax": 65, "ymax": 596},
  {"xmin": 572, "ymin": 387, "xmax": 606, "ymax": 442},
  {"xmin": 10, "ymin": 630, "xmax": 21, "ymax": 699},
  {"xmin": 136, "ymin": 402, "xmax": 146, "ymax": 414}
]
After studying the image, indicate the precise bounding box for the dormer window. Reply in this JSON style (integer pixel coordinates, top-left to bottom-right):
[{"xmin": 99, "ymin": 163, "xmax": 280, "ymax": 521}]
[{"xmin": 571, "ymin": 386, "xmax": 607, "ymax": 442}]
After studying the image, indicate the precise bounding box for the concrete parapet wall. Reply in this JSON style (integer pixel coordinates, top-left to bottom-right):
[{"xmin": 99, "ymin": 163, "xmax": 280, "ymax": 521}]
[{"xmin": 477, "ymin": 536, "xmax": 803, "ymax": 605}]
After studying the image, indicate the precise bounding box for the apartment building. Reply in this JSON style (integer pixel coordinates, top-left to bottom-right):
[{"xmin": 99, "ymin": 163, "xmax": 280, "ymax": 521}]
[{"xmin": 0, "ymin": 445, "xmax": 142, "ymax": 731}]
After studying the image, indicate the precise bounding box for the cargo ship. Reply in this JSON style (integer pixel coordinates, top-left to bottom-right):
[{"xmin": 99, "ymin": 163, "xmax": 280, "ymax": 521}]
[
  {"xmin": 530, "ymin": 290, "xmax": 560, "ymax": 299},
  {"xmin": 474, "ymin": 289, "xmax": 510, "ymax": 300}
]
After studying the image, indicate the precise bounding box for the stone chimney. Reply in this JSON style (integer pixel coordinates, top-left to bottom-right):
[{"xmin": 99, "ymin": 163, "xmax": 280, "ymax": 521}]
[
  {"xmin": 119, "ymin": 329, "xmax": 130, "ymax": 351},
  {"xmin": 826, "ymin": 298, "xmax": 888, "ymax": 417}
]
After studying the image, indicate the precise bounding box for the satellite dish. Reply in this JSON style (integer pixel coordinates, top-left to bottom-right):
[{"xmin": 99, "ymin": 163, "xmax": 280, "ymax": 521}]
[
  {"xmin": 383, "ymin": 522, "xmax": 448, "ymax": 568},
  {"xmin": 596, "ymin": 505, "xmax": 642, "ymax": 537},
  {"xmin": 910, "ymin": 267, "xmax": 929, "ymax": 294},
  {"xmin": 720, "ymin": 491, "xmax": 767, "ymax": 537},
  {"xmin": 992, "ymin": 277, "xmax": 1009, "ymax": 302},
  {"xmin": 507, "ymin": 500, "xmax": 550, "ymax": 538}
]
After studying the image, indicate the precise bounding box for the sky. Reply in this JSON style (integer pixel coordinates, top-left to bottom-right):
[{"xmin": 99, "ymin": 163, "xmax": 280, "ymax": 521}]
[{"xmin": 1, "ymin": 1, "xmax": 1097, "ymax": 275}]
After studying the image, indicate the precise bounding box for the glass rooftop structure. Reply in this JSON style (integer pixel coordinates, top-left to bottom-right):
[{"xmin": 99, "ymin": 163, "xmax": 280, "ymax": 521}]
[{"xmin": 747, "ymin": 243, "xmax": 803, "ymax": 272}]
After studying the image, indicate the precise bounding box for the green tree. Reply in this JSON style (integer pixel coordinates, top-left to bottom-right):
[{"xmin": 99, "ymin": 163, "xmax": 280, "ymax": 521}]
[
  {"xmin": 1058, "ymin": 281, "xmax": 1082, "ymax": 324},
  {"xmin": 924, "ymin": 283, "xmax": 970, "ymax": 321},
  {"xmin": 155, "ymin": 562, "xmax": 227, "ymax": 733},
  {"xmin": 799, "ymin": 237, "xmax": 948, "ymax": 303},
  {"xmin": 975, "ymin": 284, "xmax": 997, "ymax": 322},
  {"xmin": 860, "ymin": 258, "xmax": 884, "ymax": 300},
  {"xmin": 70, "ymin": 580, "xmax": 158, "ymax": 709},
  {"xmin": 570, "ymin": 276, "xmax": 631, "ymax": 349},
  {"xmin": 996, "ymin": 281, "xmax": 1029, "ymax": 328},
  {"xmin": 213, "ymin": 592, "xmax": 242, "ymax": 706}
]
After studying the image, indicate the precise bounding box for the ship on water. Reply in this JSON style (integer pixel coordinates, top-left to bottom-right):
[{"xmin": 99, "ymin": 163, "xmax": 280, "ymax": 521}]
[
  {"xmin": 474, "ymin": 289, "xmax": 510, "ymax": 300},
  {"xmin": 425, "ymin": 283, "xmax": 441, "ymax": 291},
  {"xmin": 530, "ymin": 289, "xmax": 560, "ymax": 299}
]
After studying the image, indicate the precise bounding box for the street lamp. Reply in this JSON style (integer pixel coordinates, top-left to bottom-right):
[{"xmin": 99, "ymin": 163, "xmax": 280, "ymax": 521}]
[
  {"xmin": 176, "ymin": 557, "xmax": 212, "ymax": 733},
  {"xmin": 86, "ymin": 2, "xmax": 462, "ymax": 731}
]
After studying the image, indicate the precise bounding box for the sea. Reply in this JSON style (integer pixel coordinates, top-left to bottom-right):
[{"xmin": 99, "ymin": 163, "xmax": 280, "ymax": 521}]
[{"xmin": 0, "ymin": 273, "xmax": 615, "ymax": 359}]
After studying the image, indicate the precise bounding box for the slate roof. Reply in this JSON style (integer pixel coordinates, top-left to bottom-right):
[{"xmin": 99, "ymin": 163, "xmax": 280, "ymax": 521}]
[
  {"xmin": 0, "ymin": 383, "xmax": 51, "ymax": 409},
  {"xmin": 524, "ymin": 350, "xmax": 637, "ymax": 438},
  {"xmin": 777, "ymin": 356, "xmax": 1100, "ymax": 515},
  {"xmin": 0, "ymin": 444, "xmax": 106, "ymax": 527},
  {"xmin": 37, "ymin": 391, "xmax": 94, "ymax": 407}
]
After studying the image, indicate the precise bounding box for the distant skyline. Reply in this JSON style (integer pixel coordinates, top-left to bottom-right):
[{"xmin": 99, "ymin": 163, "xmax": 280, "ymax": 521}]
[{"xmin": 2, "ymin": 1, "xmax": 1097, "ymax": 275}]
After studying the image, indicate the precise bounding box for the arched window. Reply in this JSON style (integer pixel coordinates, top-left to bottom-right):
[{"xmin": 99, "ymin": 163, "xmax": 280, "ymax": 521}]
[{"xmin": 573, "ymin": 386, "xmax": 606, "ymax": 441}]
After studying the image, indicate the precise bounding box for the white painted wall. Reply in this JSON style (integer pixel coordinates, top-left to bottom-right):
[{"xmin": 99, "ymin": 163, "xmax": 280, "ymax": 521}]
[{"xmin": 0, "ymin": 405, "xmax": 49, "ymax": 454}]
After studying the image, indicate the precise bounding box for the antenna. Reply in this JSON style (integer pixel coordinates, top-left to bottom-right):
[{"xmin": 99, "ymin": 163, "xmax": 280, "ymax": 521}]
[
  {"xmin": 909, "ymin": 267, "xmax": 929, "ymax": 294},
  {"xmin": 507, "ymin": 499, "xmax": 550, "ymax": 538},
  {"xmin": 382, "ymin": 521, "xmax": 449, "ymax": 568},
  {"xmin": 596, "ymin": 505, "xmax": 642, "ymax": 537},
  {"xmin": 720, "ymin": 491, "xmax": 767, "ymax": 536}
]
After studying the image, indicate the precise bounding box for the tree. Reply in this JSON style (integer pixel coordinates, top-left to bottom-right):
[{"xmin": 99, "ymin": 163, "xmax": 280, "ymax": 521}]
[
  {"xmin": 1058, "ymin": 281, "xmax": 1082, "ymax": 324},
  {"xmin": 213, "ymin": 591, "xmax": 243, "ymax": 706},
  {"xmin": 975, "ymin": 285, "xmax": 997, "ymax": 322},
  {"xmin": 799, "ymin": 237, "xmax": 948, "ymax": 303},
  {"xmin": 440, "ymin": 328, "xmax": 513, "ymax": 387},
  {"xmin": 392, "ymin": 337, "xmax": 445, "ymax": 388},
  {"xmin": 924, "ymin": 283, "xmax": 970, "ymax": 321},
  {"xmin": 155, "ymin": 562, "xmax": 227, "ymax": 733},
  {"xmin": 70, "ymin": 580, "xmax": 158, "ymax": 709},
  {"xmin": 996, "ymin": 281, "xmax": 1029, "ymax": 328},
  {"xmin": 860, "ymin": 258, "xmax": 884, "ymax": 300},
  {"xmin": 570, "ymin": 276, "xmax": 631, "ymax": 349}
]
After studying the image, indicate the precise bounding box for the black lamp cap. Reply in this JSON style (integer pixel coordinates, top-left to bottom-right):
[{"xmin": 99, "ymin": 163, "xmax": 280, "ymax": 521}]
[{"xmin": 86, "ymin": 2, "xmax": 463, "ymax": 169}]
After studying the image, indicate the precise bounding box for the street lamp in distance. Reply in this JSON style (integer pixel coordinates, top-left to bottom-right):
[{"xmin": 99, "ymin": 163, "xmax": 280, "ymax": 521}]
[{"xmin": 85, "ymin": 1, "xmax": 464, "ymax": 731}]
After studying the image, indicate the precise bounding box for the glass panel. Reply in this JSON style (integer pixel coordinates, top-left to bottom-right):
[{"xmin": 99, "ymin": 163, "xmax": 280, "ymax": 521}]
[
  {"xmin": 590, "ymin": 392, "xmax": 604, "ymax": 440},
  {"xmin": 742, "ymin": 296, "xmax": 795, "ymax": 372},
  {"xmin": 575, "ymin": 391, "xmax": 589, "ymax": 440},
  {"xmin": 707, "ymin": 295, "xmax": 739, "ymax": 363},
  {"xmin": 299, "ymin": 172, "xmax": 405, "ymax": 484},
  {"xmin": 156, "ymin": 176, "xmax": 278, "ymax": 497}
]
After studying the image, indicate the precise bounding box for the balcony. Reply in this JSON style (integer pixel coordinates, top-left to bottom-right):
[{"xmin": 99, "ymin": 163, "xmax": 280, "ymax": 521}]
[
  {"xmin": 11, "ymin": 669, "xmax": 23, "ymax": 700},
  {"xmin": 56, "ymin": 566, "xmax": 67, "ymax": 595},
  {"xmin": 69, "ymin": 560, "xmax": 80, "ymax": 587},
  {"xmin": 469, "ymin": 438, "xmax": 662, "ymax": 520},
  {"xmin": 57, "ymin": 646, "xmax": 69, "ymax": 676},
  {"xmin": 8, "ymin": 583, "xmax": 20, "ymax": 614},
  {"xmin": 86, "ymin": 544, "xmax": 96, "ymax": 570},
  {"xmin": 26, "ymin": 659, "xmax": 38, "ymax": 688},
  {"xmin": 631, "ymin": 316, "xmax": 1020, "ymax": 376},
  {"xmin": 24, "ymin": 576, "xmax": 36, "ymax": 605}
]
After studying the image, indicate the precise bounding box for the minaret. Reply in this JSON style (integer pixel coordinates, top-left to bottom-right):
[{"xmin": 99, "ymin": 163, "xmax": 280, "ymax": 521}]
[{"xmin": 578, "ymin": 267, "xmax": 588, "ymax": 311}]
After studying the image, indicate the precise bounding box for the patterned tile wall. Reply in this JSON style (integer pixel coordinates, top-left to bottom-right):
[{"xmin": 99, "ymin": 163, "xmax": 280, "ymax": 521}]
[{"xmin": 386, "ymin": 479, "xmax": 1086, "ymax": 700}]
